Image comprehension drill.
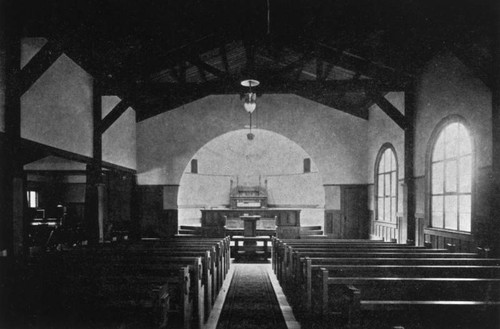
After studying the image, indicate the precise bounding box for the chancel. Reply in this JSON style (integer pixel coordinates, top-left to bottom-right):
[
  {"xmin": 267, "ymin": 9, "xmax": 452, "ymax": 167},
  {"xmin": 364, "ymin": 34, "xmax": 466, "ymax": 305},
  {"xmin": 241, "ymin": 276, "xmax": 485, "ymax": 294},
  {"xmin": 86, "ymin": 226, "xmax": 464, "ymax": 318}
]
[{"xmin": 1, "ymin": 0, "xmax": 500, "ymax": 329}]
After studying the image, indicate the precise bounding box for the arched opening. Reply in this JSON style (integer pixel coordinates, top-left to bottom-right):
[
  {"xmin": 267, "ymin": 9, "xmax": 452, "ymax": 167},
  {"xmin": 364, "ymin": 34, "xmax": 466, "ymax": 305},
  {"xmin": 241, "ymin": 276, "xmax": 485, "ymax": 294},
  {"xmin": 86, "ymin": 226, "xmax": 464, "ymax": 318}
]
[
  {"xmin": 428, "ymin": 119, "xmax": 473, "ymax": 232},
  {"xmin": 375, "ymin": 144, "xmax": 398, "ymax": 223},
  {"xmin": 177, "ymin": 129, "xmax": 325, "ymax": 227}
]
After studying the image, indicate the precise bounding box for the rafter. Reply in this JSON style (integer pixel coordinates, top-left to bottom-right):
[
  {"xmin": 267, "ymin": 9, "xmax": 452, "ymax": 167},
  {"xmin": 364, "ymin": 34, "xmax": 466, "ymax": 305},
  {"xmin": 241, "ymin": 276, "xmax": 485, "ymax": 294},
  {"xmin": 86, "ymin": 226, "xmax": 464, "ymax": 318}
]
[
  {"xmin": 17, "ymin": 39, "xmax": 65, "ymax": 95},
  {"xmin": 219, "ymin": 43, "xmax": 231, "ymax": 73},
  {"xmin": 367, "ymin": 91, "xmax": 408, "ymax": 129},
  {"xmin": 299, "ymin": 37, "xmax": 413, "ymax": 86},
  {"xmin": 186, "ymin": 56, "xmax": 233, "ymax": 81},
  {"xmin": 99, "ymin": 99, "xmax": 131, "ymax": 134},
  {"xmin": 143, "ymin": 78, "xmax": 405, "ymax": 95},
  {"xmin": 134, "ymin": 78, "xmax": 407, "ymax": 121}
]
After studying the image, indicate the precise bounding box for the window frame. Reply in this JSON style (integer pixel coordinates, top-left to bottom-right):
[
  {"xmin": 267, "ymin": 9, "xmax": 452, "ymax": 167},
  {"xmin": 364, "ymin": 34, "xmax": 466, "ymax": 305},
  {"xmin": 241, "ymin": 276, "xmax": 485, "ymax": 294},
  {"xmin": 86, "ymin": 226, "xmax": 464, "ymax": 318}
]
[
  {"xmin": 374, "ymin": 144, "xmax": 398, "ymax": 223},
  {"xmin": 26, "ymin": 190, "xmax": 39, "ymax": 208},
  {"xmin": 426, "ymin": 115, "xmax": 474, "ymax": 234}
]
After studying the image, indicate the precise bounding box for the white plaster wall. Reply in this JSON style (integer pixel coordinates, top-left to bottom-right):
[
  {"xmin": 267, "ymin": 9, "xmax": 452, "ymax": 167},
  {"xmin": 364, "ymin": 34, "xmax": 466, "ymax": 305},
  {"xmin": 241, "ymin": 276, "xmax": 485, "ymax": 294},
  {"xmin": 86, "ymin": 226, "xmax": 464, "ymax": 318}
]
[
  {"xmin": 367, "ymin": 92, "xmax": 405, "ymax": 183},
  {"xmin": 18, "ymin": 39, "xmax": 137, "ymax": 169},
  {"xmin": 324, "ymin": 185, "xmax": 341, "ymax": 209},
  {"xmin": 366, "ymin": 92, "xmax": 405, "ymax": 212},
  {"xmin": 414, "ymin": 52, "xmax": 492, "ymax": 176},
  {"xmin": 24, "ymin": 155, "xmax": 87, "ymax": 171},
  {"xmin": 102, "ymin": 96, "xmax": 137, "ymax": 170},
  {"xmin": 137, "ymin": 94, "xmax": 369, "ymax": 185},
  {"xmin": 21, "ymin": 37, "xmax": 47, "ymax": 69},
  {"xmin": 21, "ymin": 53, "xmax": 93, "ymax": 157},
  {"xmin": 177, "ymin": 129, "xmax": 325, "ymax": 227}
]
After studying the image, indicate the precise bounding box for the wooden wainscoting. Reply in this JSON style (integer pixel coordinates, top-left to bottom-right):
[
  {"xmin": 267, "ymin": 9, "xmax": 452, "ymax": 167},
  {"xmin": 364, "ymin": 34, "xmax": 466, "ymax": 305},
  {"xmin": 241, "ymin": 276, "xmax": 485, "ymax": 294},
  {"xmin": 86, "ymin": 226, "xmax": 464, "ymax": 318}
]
[
  {"xmin": 423, "ymin": 228, "xmax": 475, "ymax": 252},
  {"xmin": 324, "ymin": 209, "xmax": 343, "ymax": 238},
  {"xmin": 371, "ymin": 220, "xmax": 398, "ymax": 242}
]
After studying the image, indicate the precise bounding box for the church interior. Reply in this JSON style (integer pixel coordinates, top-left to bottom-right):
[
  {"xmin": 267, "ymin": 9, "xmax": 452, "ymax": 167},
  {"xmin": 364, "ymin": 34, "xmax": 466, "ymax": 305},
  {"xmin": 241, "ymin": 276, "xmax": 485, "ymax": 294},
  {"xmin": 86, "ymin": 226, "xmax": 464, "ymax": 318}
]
[{"xmin": 1, "ymin": 0, "xmax": 500, "ymax": 328}]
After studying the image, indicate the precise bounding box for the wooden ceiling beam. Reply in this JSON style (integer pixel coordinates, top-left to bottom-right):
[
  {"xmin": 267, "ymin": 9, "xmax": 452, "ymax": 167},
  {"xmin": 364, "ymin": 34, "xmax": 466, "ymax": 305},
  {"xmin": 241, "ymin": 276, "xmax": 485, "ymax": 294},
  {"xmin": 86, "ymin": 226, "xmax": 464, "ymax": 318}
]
[
  {"xmin": 135, "ymin": 78, "xmax": 404, "ymax": 121},
  {"xmin": 144, "ymin": 78, "xmax": 405, "ymax": 95},
  {"xmin": 219, "ymin": 43, "xmax": 231, "ymax": 73},
  {"xmin": 99, "ymin": 99, "xmax": 131, "ymax": 134},
  {"xmin": 367, "ymin": 91, "xmax": 408, "ymax": 129},
  {"xmin": 17, "ymin": 39, "xmax": 64, "ymax": 95},
  {"xmin": 186, "ymin": 56, "xmax": 233, "ymax": 81},
  {"xmin": 300, "ymin": 37, "xmax": 412, "ymax": 86}
]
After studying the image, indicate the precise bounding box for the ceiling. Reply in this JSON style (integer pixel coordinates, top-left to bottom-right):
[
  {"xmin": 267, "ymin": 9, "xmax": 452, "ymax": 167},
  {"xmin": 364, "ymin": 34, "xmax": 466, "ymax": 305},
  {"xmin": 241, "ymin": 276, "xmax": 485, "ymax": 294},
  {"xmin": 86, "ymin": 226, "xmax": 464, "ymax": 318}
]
[{"xmin": 14, "ymin": 0, "xmax": 496, "ymax": 121}]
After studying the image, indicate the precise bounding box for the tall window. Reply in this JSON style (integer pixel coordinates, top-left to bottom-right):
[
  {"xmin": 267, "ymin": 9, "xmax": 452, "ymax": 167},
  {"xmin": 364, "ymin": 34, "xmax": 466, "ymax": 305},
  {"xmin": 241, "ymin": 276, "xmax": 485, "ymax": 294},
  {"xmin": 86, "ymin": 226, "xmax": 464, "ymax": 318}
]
[
  {"xmin": 431, "ymin": 122, "xmax": 472, "ymax": 232},
  {"xmin": 27, "ymin": 190, "xmax": 39, "ymax": 208},
  {"xmin": 376, "ymin": 147, "xmax": 397, "ymax": 222}
]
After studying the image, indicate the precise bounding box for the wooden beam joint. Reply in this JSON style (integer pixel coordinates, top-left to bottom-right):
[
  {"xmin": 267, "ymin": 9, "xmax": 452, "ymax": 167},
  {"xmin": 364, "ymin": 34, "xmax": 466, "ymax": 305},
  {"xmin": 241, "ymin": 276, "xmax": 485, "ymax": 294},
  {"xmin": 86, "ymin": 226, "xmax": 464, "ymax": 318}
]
[
  {"xmin": 99, "ymin": 99, "xmax": 131, "ymax": 134},
  {"xmin": 17, "ymin": 39, "xmax": 65, "ymax": 95},
  {"xmin": 368, "ymin": 91, "xmax": 408, "ymax": 129}
]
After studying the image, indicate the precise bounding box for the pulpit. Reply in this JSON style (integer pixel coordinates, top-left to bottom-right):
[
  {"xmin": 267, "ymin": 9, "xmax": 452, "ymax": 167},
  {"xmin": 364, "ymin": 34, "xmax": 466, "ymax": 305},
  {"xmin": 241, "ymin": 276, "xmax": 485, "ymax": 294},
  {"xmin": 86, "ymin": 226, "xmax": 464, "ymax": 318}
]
[{"xmin": 241, "ymin": 215, "xmax": 261, "ymax": 237}]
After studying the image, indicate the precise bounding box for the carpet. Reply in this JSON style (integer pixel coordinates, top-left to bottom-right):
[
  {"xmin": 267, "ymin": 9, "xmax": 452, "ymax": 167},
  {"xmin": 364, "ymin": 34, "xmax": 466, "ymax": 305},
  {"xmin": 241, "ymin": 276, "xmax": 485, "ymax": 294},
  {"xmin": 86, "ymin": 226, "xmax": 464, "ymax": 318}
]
[{"xmin": 216, "ymin": 264, "xmax": 288, "ymax": 329}]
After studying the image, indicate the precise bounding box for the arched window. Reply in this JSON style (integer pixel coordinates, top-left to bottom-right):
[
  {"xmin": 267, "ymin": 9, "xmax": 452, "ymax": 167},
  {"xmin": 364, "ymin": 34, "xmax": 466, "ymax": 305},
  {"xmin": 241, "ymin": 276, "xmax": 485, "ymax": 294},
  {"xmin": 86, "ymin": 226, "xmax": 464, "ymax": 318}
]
[
  {"xmin": 430, "ymin": 121, "xmax": 472, "ymax": 232},
  {"xmin": 376, "ymin": 146, "xmax": 397, "ymax": 222}
]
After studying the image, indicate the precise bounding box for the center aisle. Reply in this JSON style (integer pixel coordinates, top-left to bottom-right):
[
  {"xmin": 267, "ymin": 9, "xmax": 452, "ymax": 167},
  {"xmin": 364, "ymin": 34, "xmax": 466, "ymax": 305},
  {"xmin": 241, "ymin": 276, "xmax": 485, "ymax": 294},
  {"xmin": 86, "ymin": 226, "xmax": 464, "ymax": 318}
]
[{"xmin": 215, "ymin": 264, "xmax": 289, "ymax": 329}]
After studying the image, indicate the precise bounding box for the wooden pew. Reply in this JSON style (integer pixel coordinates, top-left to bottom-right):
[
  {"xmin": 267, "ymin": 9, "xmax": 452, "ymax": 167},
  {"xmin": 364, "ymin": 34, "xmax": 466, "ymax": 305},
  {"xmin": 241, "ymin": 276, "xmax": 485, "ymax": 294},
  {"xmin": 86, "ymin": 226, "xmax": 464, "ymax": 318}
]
[
  {"xmin": 137, "ymin": 237, "xmax": 230, "ymax": 284},
  {"xmin": 108, "ymin": 237, "xmax": 229, "ymax": 296},
  {"xmin": 294, "ymin": 256, "xmax": 500, "ymax": 307},
  {"xmin": 96, "ymin": 261, "xmax": 196, "ymax": 329},
  {"xmin": 316, "ymin": 272, "xmax": 500, "ymax": 329},
  {"xmin": 66, "ymin": 245, "xmax": 220, "ymax": 321},
  {"xmin": 34, "ymin": 253, "xmax": 202, "ymax": 329},
  {"xmin": 124, "ymin": 245, "xmax": 220, "ymax": 302},
  {"xmin": 94, "ymin": 237, "xmax": 231, "ymax": 319},
  {"xmin": 232, "ymin": 236, "xmax": 272, "ymax": 261},
  {"xmin": 272, "ymin": 238, "xmax": 400, "ymax": 273},
  {"xmin": 46, "ymin": 236, "xmax": 232, "ymax": 328},
  {"xmin": 301, "ymin": 261, "xmax": 500, "ymax": 313},
  {"xmin": 278, "ymin": 247, "xmax": 473, "ymax": 286},
  {"xmin": 273, "ymin": 237, "xmax": 500, "ymax": 328}
]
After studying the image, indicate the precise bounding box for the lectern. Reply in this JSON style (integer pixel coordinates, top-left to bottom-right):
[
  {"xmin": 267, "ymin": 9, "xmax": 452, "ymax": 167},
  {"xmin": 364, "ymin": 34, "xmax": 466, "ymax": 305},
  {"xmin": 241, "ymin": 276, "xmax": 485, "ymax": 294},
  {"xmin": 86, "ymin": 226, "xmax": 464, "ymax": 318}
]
[{"xmin": 241, "ymin": 215, "xmax": 261, "ymax": 237}]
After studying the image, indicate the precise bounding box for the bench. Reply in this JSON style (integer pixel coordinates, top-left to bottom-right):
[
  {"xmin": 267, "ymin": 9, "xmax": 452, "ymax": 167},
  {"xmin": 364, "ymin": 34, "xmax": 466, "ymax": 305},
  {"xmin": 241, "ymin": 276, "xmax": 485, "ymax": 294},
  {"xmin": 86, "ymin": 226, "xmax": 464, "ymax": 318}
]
[
  {"xmin": 136, "ymin": 237, "xmax": 230, "ymax": 283},
  {"xmin": 64, "ymin": 245, "xmax": 218, "ymax": 304},
  {"xmin": 84, "ymin": 237, "xmax": 230, "ymax": 322},
  {"xmin": 294, "ymin": 256, "xmax": 500, "ymax": 307},
  {"xmin": 27, "ymin": 237, "xmax": 230, "ymax": 329},
  {"xmin": 316, "ymin": 273, "xmax": 500, "ymax": 329},
  {"xmin": 40, "ymin": 253, "xmax": 202, "ymax": 329},
  {"xmin": 278, "ymin": 247, "xmax": 471, "ymax": 286},
  {"xmin": 125, "ymin": 244, "xmax": 222, "ymax": 298},
  {"xmin": 272, "ymin": 238, "xmax": 401, "ymax": 273},
  {"xmin": 232, "ymin": 236, "xmax": 272, "ymax": 261},
  {"xmin": 302, "ymin": 262, "xmax": 500, "ymax": 313}
]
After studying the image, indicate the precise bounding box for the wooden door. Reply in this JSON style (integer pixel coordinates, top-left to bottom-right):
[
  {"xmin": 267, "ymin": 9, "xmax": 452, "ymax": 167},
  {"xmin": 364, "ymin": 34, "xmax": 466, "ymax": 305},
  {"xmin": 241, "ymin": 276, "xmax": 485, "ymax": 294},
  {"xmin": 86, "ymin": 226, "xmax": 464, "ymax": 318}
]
[{"xmin": 340, "ymin": 185, "xmax": 368, "ymax": 239}]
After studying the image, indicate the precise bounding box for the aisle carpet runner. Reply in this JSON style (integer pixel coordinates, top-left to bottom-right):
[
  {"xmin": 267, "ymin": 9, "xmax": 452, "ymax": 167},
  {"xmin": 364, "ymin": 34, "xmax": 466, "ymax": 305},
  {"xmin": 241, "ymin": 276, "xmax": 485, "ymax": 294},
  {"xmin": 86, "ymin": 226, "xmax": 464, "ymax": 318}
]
[{"xmin": 216, "ymin": 264, "xmax": 288, "ymax": 329}]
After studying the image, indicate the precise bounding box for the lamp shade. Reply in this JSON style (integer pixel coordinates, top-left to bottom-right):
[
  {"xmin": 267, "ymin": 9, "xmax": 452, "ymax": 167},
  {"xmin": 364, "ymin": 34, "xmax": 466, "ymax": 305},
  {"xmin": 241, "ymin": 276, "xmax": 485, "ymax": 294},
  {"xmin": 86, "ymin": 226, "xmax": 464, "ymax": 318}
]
[
  {"xmin": 244, "ymin": 101, "xmax": 256, "ymax": 113},
  {"xmin": 243, "ymin": 91, "xmax": 257, "ymax": 113}
]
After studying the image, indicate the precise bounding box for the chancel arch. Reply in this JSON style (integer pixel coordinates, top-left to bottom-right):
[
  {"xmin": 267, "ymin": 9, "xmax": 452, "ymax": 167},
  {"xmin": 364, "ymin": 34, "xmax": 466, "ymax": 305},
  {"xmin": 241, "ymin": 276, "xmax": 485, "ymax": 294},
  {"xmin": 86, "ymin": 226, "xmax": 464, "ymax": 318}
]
[{"xmin": 177, "ymin": 129, "xmax": 325, "ymax": 227}]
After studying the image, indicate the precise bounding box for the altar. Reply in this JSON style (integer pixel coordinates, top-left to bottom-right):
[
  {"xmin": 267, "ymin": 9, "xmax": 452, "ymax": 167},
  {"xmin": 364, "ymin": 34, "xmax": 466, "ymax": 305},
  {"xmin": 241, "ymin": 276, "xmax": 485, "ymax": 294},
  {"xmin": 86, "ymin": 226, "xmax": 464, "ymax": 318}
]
[
  {"xmin": 200, "ymin": 180, "xmax": 301, "ymax": 239},
  {"xmin": 201, "ymin": 208, "xmax": 301, "ymax": 238}
]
